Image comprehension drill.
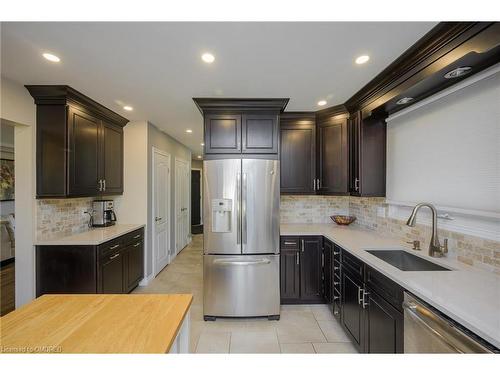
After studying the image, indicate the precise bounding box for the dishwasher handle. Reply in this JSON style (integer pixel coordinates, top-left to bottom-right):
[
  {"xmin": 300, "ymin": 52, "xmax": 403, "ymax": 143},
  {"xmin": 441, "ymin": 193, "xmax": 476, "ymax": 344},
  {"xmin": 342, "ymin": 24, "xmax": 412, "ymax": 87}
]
[{"xmin": 403, "ymin": 297, "xmax": 493, "ymax": 353}]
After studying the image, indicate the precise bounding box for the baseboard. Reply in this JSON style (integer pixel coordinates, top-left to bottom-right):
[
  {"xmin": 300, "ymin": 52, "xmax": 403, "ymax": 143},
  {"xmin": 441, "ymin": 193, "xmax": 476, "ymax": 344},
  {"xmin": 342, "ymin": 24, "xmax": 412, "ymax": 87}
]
[{"xmin": 139, "ymin": 273, "xmax": 154, "ymax": 287}]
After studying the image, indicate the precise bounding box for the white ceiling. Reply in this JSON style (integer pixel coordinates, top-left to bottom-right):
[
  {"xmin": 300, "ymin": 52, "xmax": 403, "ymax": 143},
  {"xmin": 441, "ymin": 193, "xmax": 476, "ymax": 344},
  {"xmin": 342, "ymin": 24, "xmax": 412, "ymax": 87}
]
[{"xmin": 1, "ymin": 22, "xmax": 437, "ymax": 156}]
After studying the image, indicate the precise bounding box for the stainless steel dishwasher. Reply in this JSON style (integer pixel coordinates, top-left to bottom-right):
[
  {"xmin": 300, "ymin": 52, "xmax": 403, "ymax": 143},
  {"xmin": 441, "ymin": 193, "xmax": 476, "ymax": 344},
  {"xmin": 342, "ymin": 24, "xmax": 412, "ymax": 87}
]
[{"xmin": 403, "ymin": 292, "xmax": 497, "ymax": 353}]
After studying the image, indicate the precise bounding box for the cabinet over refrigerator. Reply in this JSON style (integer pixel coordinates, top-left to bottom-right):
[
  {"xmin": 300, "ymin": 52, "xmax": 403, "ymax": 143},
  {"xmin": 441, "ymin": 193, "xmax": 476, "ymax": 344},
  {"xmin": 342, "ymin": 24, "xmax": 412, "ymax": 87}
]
[{"xmin": 203, "ymin": 158, "xmax": 280, "ymax": 320}]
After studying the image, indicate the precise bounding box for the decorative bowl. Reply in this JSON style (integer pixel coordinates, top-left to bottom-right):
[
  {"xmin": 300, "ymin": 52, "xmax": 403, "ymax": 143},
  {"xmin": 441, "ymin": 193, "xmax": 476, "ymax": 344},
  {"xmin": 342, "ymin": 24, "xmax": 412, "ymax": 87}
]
[{"xmin": 330, "ymin": 215, "xmax": 356, "ymax": 225}]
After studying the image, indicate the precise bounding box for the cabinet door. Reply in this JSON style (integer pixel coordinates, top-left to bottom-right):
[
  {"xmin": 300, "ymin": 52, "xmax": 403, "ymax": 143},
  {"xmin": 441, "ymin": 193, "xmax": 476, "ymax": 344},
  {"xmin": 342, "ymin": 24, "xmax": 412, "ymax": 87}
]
[
  {"xmin": 349, "ymin": 111, "xmax": 386, "ymax": 197},
  {"xmin": 280, "ymin": 117, "xmax": 316, "ymax": 193},
  {"xmin": 99, "ymin": 251, "xmax": 124, "ymax": 293},
  {"xmin": 204, "ymin": 113, "xmax": 241, "ymax": 154},
  {"xmin": 317, "ymin": 118, "xmax": 348, "ymax": 194},
  {"xmin": 364, "ymin": 289, "xmax": 403, "ymax": 353},
  {"xmin": 323, "ymin": 239, "xmax": 333, "ymax": 304},
  {"xmin": 101, "ymin": 121, "xmax": 123, "ymax": 194},
  {"xmin": 67, "ymin": 107, "xmax": 101, "ymax": 196},
  {"xmin": 124, "ymin": 241, "xmax": 144, "ymax": 292},
  {"xmin": 341, "ymin": 267, "xmax": 364, "ymax": 351},
  {"xmin": 242, "ymin": 113, "xmax": 278, "ymax": 154},
  {"xmin": 300, "ymin": 236, "xmax": 323, "ymax": 303},
  {"xmin": 280, "ymin": 249, "xmax": 301, "ymax": 303}
]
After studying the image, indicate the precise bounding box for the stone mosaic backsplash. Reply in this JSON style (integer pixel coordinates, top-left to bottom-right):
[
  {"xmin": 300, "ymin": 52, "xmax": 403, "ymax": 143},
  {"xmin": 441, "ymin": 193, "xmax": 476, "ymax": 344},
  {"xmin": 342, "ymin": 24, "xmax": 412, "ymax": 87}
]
[
  {"xmin": 280, "ymin": 195, "xmax": 349, "ymax": 224},
  {"xmin": 36, "ymin": 198, "xmax": 93, "ymax": 238},
  {"xmin": 281, "ymin": 195, "xmax": 500, "ymax": 274},
  {"xmin": 349, "ymin": 197, "xmax": 500, "ymax": 275}
]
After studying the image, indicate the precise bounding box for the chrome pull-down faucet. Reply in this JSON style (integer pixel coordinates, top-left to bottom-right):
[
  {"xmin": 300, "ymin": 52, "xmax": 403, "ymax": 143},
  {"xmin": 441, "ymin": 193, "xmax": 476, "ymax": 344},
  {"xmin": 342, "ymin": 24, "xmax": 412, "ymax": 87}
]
[{"xmin": 406, "ymin": 203, "xmax": 448, "ymax": 258}]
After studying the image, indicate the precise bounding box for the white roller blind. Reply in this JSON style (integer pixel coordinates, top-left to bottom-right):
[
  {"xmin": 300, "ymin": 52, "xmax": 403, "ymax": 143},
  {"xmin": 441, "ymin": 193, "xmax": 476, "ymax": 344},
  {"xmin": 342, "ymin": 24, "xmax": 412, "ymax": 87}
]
[{"xmin": 386, "ymin": 70, "xmax": 500, "ymax": 215}]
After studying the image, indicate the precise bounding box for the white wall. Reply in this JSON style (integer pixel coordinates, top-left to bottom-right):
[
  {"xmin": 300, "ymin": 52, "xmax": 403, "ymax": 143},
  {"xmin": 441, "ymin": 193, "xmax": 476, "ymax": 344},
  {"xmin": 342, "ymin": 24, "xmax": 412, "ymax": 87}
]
[
  {"xmin": 0, "ymin": 76, "xmax": 36, "ymax": 307},
  {"xmin": 386, "ymin": 68, "xmax": 500, "ymax": 215}
]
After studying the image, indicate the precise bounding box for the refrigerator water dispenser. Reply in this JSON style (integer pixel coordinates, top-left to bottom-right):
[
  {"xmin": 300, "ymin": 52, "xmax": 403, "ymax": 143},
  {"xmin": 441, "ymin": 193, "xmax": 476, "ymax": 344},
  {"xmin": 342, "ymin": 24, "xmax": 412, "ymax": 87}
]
[{"xmin": 211, "ymin": 199, "xmax": 232, "ymax": 232}]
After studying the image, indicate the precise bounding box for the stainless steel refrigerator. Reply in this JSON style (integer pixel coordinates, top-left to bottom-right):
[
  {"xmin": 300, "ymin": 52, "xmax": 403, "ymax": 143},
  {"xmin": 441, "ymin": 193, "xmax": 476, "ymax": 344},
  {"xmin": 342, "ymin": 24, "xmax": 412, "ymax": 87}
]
[{"xmin": 203, "ymin": 158, "xmax": 280, "ymax": 320}]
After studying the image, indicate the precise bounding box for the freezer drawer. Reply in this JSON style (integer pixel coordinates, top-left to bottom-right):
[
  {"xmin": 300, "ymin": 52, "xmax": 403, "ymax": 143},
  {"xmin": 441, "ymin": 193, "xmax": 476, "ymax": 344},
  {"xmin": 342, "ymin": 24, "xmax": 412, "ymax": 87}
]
[{"xmin": 203, "ymin": 254, "xmax": 280, "ymax": 318}]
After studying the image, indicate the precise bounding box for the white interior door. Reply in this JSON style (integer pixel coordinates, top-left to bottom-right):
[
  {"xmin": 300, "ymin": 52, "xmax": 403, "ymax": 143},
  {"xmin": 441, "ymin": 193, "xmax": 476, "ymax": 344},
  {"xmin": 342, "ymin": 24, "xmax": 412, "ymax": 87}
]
[
  {"xmin": 153, "ymin": 149, "xmax": 170, "ymax": 276},
  {"xmin": 175, "ymin": 158, "xmax": 190, "ymax": 255}
]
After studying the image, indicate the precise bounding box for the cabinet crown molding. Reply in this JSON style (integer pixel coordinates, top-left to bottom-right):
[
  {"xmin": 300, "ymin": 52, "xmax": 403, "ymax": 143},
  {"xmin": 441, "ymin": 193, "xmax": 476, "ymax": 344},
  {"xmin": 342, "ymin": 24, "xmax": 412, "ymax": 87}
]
[
  {"xmin": 193, "ymin": 97, "xmax": 289, "ymax": 114},
  {"xmin": 25, "ymin": 85, "xmax": 129, "ymax": 127}
]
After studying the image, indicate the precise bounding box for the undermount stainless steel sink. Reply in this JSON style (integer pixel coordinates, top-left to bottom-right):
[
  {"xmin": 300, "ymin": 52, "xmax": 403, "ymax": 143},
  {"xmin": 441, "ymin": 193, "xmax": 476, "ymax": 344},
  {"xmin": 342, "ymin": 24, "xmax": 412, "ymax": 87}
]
[{"xmin": 366, "ymin": 250, "xmax": 451, "ymax": 271}]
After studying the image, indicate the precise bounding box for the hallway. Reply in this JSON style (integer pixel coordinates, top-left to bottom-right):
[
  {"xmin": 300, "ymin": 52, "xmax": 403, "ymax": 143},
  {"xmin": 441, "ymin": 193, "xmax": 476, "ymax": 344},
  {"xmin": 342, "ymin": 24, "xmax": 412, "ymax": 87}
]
[{"xmin": 135, "ymin": 234, "xmax": 358, "ymax": 353}]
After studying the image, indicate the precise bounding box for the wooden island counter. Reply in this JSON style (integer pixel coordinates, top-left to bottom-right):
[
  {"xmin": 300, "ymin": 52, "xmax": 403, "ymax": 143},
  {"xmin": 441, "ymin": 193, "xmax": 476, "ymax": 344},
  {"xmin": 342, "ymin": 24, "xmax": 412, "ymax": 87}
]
[{"xmin": 0, "ymin": 294, "xmax": 192, "ymax": 353}]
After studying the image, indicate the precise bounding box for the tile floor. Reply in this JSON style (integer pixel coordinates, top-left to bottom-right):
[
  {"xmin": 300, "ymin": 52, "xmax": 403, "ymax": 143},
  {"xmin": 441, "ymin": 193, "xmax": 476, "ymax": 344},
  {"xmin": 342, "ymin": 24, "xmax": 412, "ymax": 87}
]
[{"xmin": 135, "ymin": 234, "xmax": 358, "ymax": 354}]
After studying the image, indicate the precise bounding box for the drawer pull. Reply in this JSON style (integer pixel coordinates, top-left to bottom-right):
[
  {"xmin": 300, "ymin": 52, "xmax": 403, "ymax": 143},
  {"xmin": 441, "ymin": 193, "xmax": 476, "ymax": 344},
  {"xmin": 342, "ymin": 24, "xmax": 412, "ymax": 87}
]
[
  {"xmin": 284, "ymin": 241, "xmax": 296, "ymax": 245},
  {"xmin": 133, "ymin": 242, "xmax": 141, "ymax": 247},
  {"xmin": 333, "ymin": 251, "xmax": 340, "ymax": 256},
  {"xmin": 109, "ymin": 253, "xmax": 120, "ymax": 260},
  {"xmin": 110, "ymin": 244, "xmax": 120, "ymax": 250},
  {"xmin": 133, "ymin": 234, "xmax": 141, "ymax": 239},
  {"xmin": 334, "ymin": 266, "xmax": 339, "ymax": 271},
  {"xmin": 333, "ymin": 281, "xmax": 339, "ymax": 286}
]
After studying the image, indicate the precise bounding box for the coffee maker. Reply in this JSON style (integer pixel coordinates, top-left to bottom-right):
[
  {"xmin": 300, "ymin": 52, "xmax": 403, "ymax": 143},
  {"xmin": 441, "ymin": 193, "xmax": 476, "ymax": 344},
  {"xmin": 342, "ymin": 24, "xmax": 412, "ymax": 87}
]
[{"xmin": 92, "ymin": 200, "xmax": 117, "ymax": 227}]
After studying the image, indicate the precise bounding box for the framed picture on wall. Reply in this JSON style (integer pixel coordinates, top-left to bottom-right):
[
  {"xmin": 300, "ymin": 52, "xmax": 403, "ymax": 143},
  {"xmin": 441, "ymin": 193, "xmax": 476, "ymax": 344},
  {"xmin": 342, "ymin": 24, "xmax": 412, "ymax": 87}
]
[{"xmin": 0, "ymin": 158, "xmax": 15, "ymax": 201}]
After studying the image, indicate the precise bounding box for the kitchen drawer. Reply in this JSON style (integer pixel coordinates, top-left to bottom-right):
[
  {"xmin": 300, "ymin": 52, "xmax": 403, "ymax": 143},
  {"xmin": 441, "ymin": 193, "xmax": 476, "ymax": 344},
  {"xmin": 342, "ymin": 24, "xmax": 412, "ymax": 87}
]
[
  {"xmin": 341, "ymin": 249, "xmax": 364, "ymax": 279},
  {"xmin": 280, "ymin": 236, "xmax": 300, "ymax": 250},
  {"xmin": 98, "ymin": 237, "xmax": 123, "ymax": 258},
  {"xmin": 365, "ymin": 266, "xmax": 404, "ymax": 312},
  {"xmin": 122, "ymin": 228, "xmax": 144, "ymax": 246}
]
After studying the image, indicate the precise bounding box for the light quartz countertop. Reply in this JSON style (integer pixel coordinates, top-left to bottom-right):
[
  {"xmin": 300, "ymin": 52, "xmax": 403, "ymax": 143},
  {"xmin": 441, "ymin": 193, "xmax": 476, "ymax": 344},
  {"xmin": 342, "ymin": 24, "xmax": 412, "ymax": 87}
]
[
  {"xmin": 0, "ymin": 294, "xmax": 192, "ymax": 353},
  {"xmin": 281, "ymin": 223, "xmax": 500, "ymax": 348},
  {"xmin": 35, "ymin": 224, "xmax": 145, "ymax": 246}
]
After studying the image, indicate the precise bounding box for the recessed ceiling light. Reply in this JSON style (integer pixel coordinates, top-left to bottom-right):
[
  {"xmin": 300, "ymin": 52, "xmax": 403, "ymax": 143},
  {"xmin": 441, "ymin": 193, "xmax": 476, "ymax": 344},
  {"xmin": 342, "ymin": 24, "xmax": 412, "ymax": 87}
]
[
  {"xmin": 396, "ymin": 97, "xmax": 414, "ymax": 105},
  {"xmin": 317, "ymin": 100, "xmax": 327, "ymax": 106},
  {"xmin": 197, "ymin": 155, "xmax": 202, "ymax": 159},
  {"xmin": 355, "ymin": 55, "xmax": 370, "ymax": 65},
  {"xmin": 201, "ymin": 143, "xmax": 205, "ymax": 146},
  {"xmin": 42, "ymin": 53, "xmax": 60, "ymax": 62},
  {"xmin": 444, "ymin": 66, "xmax": 472, "ymax": 79},
  {"xmin": 123, "ymin": 106, "xmax": 133, "ymax": 111},
  {"xmin": 186, "ymin": 129, "xmax": 193, "ymax": 133},
  {"xmin": 201, "ymin": 53, "xmax": 215, "ymax": 64}
]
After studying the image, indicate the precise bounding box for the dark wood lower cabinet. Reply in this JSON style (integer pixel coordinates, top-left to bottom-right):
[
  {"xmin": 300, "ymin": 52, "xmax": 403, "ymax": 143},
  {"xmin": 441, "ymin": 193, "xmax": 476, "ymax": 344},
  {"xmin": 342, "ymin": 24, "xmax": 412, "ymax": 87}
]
[
  {"xmin": 280, "ymin": 249, "xmax": 301, "ymax": 303},
  {"xmin": 279, "ymin": 235, "xmax": 404, "ymax": 353},
  {"xmin": 364, "ymin": 289, "xmax": 403, "ymax": 353},
  {"xmin": 280, "ymin": 236, "xmax": 323, "ymax": 304},
  {"xmin": 341, "ymin": 267, "xmax": 365, "ymax": 351},
  {"xmin": 37, "ymin": 228, "xmax": 144, "ymax": 297}
]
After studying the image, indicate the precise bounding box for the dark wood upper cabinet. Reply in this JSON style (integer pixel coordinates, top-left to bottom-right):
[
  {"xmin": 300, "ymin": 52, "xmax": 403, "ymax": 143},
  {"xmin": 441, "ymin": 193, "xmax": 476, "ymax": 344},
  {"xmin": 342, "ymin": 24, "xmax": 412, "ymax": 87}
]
[
  {"xmin": 204, "ymin": 113, "xmax": 242, "ymax": 154},
  {"xmin": 242, "ymin": 113, "xmax": 278, "ymax": 154},
  {"xmin": 280, "ymin": 113, "xmax": 316, "ymax": 194},
  {"xmin": 349, "ymin": 111, "xmax": 386, "ymax": 197},
  {"xmin": 101, "ymin": 121, "xmax": 124, "ymax": 194},
  {"xmin": 67, "ymin": 106, "xmax": 101, "ymax": 197},
  {"xmin": 193, "ymin": 98, "xmax": 289, "ymax": 158},
  {"xmin": 26, "ymin": 85, "xmax": 128, "ymax": 198},
  {"xmin": 316, "ymin": 111, "xmax": 349, "ymax": 195}
]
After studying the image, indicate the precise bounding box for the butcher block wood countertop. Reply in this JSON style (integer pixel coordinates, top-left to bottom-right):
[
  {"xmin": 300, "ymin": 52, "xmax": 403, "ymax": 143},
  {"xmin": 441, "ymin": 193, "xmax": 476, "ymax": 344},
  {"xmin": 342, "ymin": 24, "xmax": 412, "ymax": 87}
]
[{"xmin": 0, "ymin": 294, "xmax": 193, "ymax": 353}]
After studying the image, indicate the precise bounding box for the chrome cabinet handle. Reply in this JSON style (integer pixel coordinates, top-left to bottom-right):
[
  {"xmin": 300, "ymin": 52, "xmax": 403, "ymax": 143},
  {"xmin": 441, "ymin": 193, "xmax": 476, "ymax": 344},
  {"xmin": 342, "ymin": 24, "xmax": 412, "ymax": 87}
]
[
  {"xmin": 313, "ymin": 179, "xmax": 316, "ymax": 191},
  {"xmin": 321, "ymin": 253, "xmax": 324, "ymax": 267},
  {"xmin": 109, "ymin": 253, "xmax": 120, "ymax": 260},
  {"xmin": 133, "ymin": 242, "xmax": 141, "ymax": 247},
  {"xmin": 296, "ymin": 252, "xmax": 299, "ymax": 265},
  {"xmin": 317, "ymin": 179, "xmax": 321, "ymax": 189},
  {"xmin": 301, "ymin": 239, "xmax": 305, "ymax": 252},
  {"xmin": 333, "ymin": 251, "xmax": 340, "ymax": 256},
  {"xmin": 354, "ymin": 178, "xmax": 359, "ymax": 192},
  {"xmin": 362, "ymin": 290, "xmax": 370, "ymax": 309},
  {"xmin": 334, "ymin": 266, "xmax": 340, "ymax": 271},
  {"xmin": 103, "ymin": 179, "xmax": 106, "ymax": 191},
  {"xmin": 358, "ymin": 287, "xmax": 363, "ymax": 305},
  {"xmin": 98, "ymin": 179, "xmax": 102, "ymax": 192},
  {"xmin": 110, "ymin": 244, "xmax": 120, "ymax": 250},
  {"xmin": 284, "ymin": 241, "xmax": 296, "ymax": 245},
  {"xmin": 133, "ymin": 234, "xmax": 141, "ymax": 239}
]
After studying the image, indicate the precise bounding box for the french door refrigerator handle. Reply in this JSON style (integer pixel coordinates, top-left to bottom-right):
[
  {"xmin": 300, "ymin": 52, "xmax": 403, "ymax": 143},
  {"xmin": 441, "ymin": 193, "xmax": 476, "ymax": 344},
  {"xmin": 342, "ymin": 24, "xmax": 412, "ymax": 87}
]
[
  {"xmin": 236, "ymin": 172, "xmax": 241, "ymax": 245},
  {"xmin": 242, "ymin": 172, "xmax": 247, "ymax": 245},
  {"xmin": 213, "ymin": 258, "xmax": 271, "ymax": 266}
]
